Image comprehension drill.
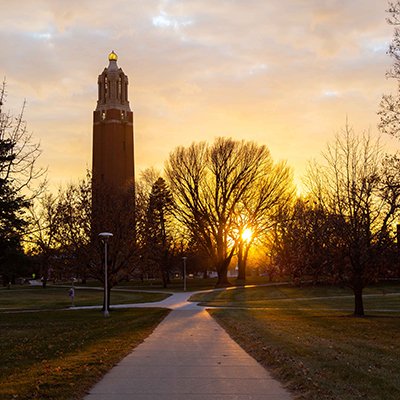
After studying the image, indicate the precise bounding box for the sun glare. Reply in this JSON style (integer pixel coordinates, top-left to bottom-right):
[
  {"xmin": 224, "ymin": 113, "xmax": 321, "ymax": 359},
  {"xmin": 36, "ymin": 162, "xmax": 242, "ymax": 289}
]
[{"xmin": 242, "ymin": 228, "xmax": 253, "ymax": 242}]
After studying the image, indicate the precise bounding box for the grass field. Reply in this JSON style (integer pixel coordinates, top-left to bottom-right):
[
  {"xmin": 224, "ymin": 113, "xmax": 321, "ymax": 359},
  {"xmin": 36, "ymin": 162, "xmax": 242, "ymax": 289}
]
[
  {"xmin": 190, "ymin": 282, "xmax": 400, "ymax": 313},
  {"xmin": 114, "ymin": 276, "xmax": 277, "ymax": 292},
  {"xmin": 0, "ymin": 308, "xmax": 169, "ymax": 399},
  {"xmin": 0, "ymin": 286, "xmax": 169, "ymax": 310},
  {"xmin": 202, "ymin": 282, "xmax": 400, "ymax": 400},
  {"xmin": 3, "ymin": 282, "xmax": 399, "ymax": 399},
  {"xmin": 115, "ymin": 278, "xmax": 219, "ymax": 291}
]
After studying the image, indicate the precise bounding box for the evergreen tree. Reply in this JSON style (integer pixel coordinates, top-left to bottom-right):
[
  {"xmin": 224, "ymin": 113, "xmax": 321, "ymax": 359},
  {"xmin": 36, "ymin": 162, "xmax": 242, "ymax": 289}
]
[
  {"xmin": 0, "ymin": 135, "xmax": 30, "ymax": 284},
  {"xmin": 0, "ymin": 81, "xmax": 45, "ymax": 284},
  {"xmin": 145, "ymin": 177, "xmax": 173, "ymax": 287}
]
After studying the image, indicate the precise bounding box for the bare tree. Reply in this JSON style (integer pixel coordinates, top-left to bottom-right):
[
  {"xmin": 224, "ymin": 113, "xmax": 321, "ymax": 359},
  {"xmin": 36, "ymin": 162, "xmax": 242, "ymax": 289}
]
[
  {"xmin": 379, "ymin": 2, "xmax": 400, "ymax": 137},
  {"xmin": 26, "ymin": 193, "xmax": 60, "ymax": 287},
  {"xmin": 90, "ymin": 181, "xmax": 137, "ymax": 309},
  {"xmin": 29, "ymin": 174, "xmax": 137, "ymax": 309},
  {"xmin": 271, "ymin": 197, "xmax": 344, "ymax": 285},
  {"xmin": 26, "ymin": 174, "xmax": 93, "ymax": 286},
  {"xmin": 0, "ymin": 80, "xmax": 46, "ymax": 199},
  {"xmin": 234, "ymin": 161, "xmax": 294, "ymax": 281},
  {"xmin": 165, "ymin": 137, "xmax": 280, "ymax": 286},
  {"xmin": 305, "ymin": 125, "xmax": 400, "ymax": 316},
  {"xmin": 55, "ymin": 175, "xmax": 93, "ymax": 282}
]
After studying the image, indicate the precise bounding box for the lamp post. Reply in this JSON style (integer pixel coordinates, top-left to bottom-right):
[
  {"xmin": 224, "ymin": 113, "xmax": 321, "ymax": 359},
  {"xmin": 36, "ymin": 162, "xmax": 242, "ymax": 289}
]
[
  {"xmin": 99, "ymin": 232, "xmax": 113, "ymax": 317},
  {"xmin": 182, "ymin": 256, "xmax": 187, "ymax": 291}
]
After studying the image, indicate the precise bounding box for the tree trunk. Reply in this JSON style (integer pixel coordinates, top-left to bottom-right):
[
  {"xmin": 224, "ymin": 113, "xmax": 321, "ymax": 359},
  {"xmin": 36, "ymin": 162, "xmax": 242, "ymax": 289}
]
[
  {"xmin": 161, "ymin": 269, "xmax": 168, "ymax": 288},
  {"xmin": 81, "ymin": 264, "xmax": 89, "ymax": 284},
  {"xmin": 215, "ymin": 260, "xmax": 231, "ymax": 287},
  {"xmin": 41, "ymin": 257, "xmax": 49, "ymax": 289},
  {"xmin": 237, "ymin": 242, "xmax": 246, "ymax": 281},
  {"xmin": 353, "ymin": 286, "xmax": 365, "ymax": 317},
  {"xmin": 161, "ymin": 252, "xmax": 169, "ymax": 288},
  {"xmin": 2, "ymin": 274, "xmax": 10, "ymax": 287}
]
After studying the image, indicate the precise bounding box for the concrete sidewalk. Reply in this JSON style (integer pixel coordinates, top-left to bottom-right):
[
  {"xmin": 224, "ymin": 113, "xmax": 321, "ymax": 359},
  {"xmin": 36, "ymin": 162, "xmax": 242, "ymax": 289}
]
[{"xmin": 84, "ymin": 305, "xmax": 293, "ymax": 399}]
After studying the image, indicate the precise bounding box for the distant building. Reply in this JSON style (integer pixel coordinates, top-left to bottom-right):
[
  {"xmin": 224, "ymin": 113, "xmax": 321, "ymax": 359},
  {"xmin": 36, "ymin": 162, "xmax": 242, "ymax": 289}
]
[{"xmin": 92, "ymin": 50, "xmax": 134, "ymax": 192}]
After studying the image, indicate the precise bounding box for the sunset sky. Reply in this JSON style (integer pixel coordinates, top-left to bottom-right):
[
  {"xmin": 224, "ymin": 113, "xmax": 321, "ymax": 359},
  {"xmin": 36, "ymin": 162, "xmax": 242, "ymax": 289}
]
[{"xmin": 1, "ymin": 0, "xmax": 399, "ymax": 191}]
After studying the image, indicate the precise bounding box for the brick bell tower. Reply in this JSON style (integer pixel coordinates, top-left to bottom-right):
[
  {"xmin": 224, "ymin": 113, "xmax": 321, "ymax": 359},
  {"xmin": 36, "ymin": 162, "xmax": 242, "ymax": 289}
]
[{"xmin": 92, "ymin": 51, "xmax": 134, "ymax": 192}]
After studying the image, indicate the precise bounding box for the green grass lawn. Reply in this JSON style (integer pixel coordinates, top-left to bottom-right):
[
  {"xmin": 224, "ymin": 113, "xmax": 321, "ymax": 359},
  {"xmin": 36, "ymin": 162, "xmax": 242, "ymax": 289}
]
[
  {"xmin": 190, "ymin": 282, "xmax": 400, "ymax": 313},
  {"xmin": 202, "ymin": 282, "xmax": 400, "ymax": 400},
  {"xmin": 0, "ymin": 286, "xmax": 169, "ymax": 310},
  {"xmin": 116, "ymin": 278, "xmax": 219, "ymax": 292},
  {"xmin": 0, "ymin": 308, "xmax": 169, "ymax": 399},
  {"xmin": 113, "ymin": 276, "xmax": 278, "ymax": 292}
]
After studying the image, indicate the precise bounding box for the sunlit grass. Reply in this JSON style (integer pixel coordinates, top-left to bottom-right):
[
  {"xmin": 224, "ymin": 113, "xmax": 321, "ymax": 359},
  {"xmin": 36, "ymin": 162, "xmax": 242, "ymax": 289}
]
[
  {"xmin": 190, "ymin": 282, "xmax": 400, "ymax": 314},
  {"xmin": 0, "ymin": 286, "xmax": 169, "ymax": 310},
  {"xmin": 204, "ymin": 282, "xmax": 400, "ymax": 399},
  {"xmin": 115, "ymin": 276, "xmax": 284, "ymax": 291},
  {"xmin": 106, "ymin": 278, "xmax": 219, "ymax": 291},
  {"xmin": 0, "ymin": 308, "xmax": 169, "ymax": 399},
  {"xmin": 210, "ymin": 308, "xmax": 400, "ymax": 400},
  {"xmin": 86, "ymin": 275, "xmax": 294, "ymax": 292}
]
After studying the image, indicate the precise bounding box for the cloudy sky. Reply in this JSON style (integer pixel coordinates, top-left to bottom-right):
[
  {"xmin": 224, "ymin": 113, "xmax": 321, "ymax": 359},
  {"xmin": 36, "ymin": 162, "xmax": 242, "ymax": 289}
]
[{"xmin": 1, "ymin": 0, "xmax": 398, "ymax": 191}]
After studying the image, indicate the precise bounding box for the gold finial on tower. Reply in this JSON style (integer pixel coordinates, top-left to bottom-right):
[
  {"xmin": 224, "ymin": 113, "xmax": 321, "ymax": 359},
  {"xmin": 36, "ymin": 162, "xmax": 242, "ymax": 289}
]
[{"xmin": 108, "ymin": 50, "xmax": 118, "ymax": 61}]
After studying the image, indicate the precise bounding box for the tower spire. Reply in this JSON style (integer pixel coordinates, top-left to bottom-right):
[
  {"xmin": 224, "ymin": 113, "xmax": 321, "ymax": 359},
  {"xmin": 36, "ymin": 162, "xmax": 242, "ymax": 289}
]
[{"xmin": 96, "ymin": 51, "xmax": 130, "ymax": 113}]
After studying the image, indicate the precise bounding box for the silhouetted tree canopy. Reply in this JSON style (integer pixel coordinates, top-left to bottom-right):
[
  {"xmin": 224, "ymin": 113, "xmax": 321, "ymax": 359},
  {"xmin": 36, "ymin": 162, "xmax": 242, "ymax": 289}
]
[{"xmin": 165, "ymin": 137, "xmax": 294, "ymax": 287}]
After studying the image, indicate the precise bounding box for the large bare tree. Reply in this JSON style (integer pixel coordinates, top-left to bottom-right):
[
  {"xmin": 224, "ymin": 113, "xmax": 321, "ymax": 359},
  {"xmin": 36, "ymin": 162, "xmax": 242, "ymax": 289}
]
[
  {"xmin": 27, "ymin": 193, "xmax": 60, "ymax": 287},
  {"xmin": 165, "ymin": 137, "xmax": 289, "ymax": 286},
  {"xmin": 305, "ymin": 125, "xmax": 400, "ymax": 316}
]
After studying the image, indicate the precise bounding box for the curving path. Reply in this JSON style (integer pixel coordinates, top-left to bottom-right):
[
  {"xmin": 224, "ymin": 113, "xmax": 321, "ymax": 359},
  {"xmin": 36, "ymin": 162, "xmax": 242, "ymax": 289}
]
[{"xmin": 84, "ymin": 291, "xmax": 293, "ymax": 399}]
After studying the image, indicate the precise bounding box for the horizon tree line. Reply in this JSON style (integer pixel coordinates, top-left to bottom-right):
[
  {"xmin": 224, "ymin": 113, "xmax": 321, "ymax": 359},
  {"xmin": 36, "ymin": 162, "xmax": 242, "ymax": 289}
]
[{"xmin": 3, "ymin": 126, "xmax": 400, "ymax": 316}]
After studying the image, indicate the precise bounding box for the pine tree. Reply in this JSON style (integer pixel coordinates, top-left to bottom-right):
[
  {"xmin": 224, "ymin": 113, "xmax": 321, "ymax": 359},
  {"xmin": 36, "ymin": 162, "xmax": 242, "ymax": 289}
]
[
  {"xmin": 0, "ymin": 81, "xmax": 45, "ymax": 284},
  {"xmin": 145, "ymin": 177, "xmax": 173, "ymax": 287}
]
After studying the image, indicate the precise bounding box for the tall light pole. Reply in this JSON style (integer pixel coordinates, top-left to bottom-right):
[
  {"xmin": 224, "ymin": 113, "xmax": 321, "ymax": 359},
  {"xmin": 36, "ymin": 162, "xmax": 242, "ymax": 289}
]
[
  {"xmin": 182, "ymin": 256, "xmax": 187, "ymax": 292},
  {"xmin": 99, "ymin": 232, "xmax": 113, "ymax": 317}
]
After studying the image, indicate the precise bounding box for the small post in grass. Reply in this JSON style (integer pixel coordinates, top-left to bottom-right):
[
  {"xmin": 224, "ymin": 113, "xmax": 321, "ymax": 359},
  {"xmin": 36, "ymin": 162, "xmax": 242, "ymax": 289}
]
[
  {"xmin": 182, "ymin": 256, "xmax": 187, "ymax": 292},
  {"xmin": 99, "ymin": 232, "xmax": 113, "ymax": 317},
  {"xmin": 69, "ymin": 286, "xmax": 75, "ymax": 307}
]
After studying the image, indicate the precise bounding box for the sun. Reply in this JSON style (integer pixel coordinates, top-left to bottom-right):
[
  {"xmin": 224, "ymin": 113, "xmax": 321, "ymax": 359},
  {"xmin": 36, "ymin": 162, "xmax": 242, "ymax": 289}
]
[{"xmin": 241, "ymin": 228, "xmax": 253, "ymax": 242}]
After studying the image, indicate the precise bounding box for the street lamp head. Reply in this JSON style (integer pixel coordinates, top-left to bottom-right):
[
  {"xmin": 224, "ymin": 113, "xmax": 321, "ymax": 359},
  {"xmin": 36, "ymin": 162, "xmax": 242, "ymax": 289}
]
[{"xmin": 99, "ymin": 232, "xmax": 113, "ymax": 240}]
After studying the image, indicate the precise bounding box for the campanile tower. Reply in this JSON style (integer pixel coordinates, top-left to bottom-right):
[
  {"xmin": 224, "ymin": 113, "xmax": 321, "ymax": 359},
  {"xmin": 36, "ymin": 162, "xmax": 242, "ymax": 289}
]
[{"xmin": 92, "ymin": 51, "xmax": 134, "ymax": 192}]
